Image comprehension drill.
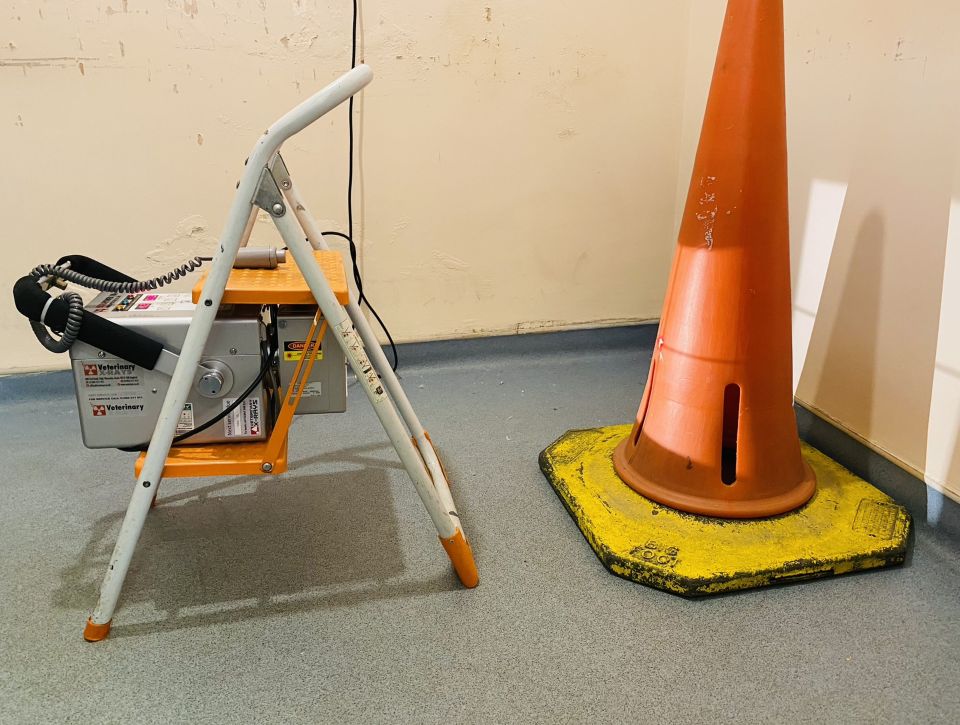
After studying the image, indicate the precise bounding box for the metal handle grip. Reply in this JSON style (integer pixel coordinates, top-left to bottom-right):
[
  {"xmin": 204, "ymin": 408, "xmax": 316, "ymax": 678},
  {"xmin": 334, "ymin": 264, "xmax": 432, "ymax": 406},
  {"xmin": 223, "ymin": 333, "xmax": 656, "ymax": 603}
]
[{"xmin": 266, "ymin": 64, "xmax": 373, "ymax": 146}]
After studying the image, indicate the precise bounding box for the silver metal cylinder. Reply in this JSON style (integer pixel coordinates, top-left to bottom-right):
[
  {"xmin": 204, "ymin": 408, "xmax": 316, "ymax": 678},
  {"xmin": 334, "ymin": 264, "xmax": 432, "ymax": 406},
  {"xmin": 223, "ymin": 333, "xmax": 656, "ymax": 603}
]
[{"xmin": 233, "ymin": 247, "xmax": 287, "ymax": 269}]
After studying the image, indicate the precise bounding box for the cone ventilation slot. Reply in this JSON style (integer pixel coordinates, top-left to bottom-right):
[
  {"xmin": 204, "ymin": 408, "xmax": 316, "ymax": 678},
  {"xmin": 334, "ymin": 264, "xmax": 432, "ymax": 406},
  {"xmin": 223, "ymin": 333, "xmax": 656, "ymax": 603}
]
[{"xmin": 721, "ymin": 384, "xmax": 740, "ymax": 485}]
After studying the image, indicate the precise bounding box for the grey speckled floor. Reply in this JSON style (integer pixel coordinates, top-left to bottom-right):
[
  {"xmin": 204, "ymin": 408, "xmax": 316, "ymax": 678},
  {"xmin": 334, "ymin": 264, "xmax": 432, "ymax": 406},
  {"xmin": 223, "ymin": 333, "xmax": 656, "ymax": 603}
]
[{"xmin": 1, "ymin": 327, "xmax": 958, "ymax": 724}]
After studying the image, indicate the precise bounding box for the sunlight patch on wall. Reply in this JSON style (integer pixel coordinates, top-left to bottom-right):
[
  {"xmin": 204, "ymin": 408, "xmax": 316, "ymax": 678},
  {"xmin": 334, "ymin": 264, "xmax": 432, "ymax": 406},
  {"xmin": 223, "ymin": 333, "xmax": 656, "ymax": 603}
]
[
  {"xmin": 924, "ymin": 198, "xmax": 960, "ymax": 505},
  {"xmin": 792, "ymin": 178, "xmax": 847, "ymax": 393}
]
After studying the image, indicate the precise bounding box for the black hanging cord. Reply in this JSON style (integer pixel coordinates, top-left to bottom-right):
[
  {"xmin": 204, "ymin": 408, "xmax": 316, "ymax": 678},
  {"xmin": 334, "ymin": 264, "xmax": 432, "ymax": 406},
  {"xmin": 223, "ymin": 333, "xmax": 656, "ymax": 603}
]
[{"xmin": 336, "ymin": 0, "xmax": 399, "ymax": 372}]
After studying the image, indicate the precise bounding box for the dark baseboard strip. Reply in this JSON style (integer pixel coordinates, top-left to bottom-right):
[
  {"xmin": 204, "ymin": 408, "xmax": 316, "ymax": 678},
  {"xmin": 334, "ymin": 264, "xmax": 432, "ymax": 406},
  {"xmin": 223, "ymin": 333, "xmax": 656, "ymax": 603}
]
[
  {"xmin": 392, "ymin": 323, "xmax": 659, "ymax": 368},
  {"xmin": 796, "ymin": 405, "xmax": 958, "ymax": 539},
  {"xmin": 0, "ymin": 369, "xmax": 74, "ymax": 404},
  {"xmin": 1, "ymin": 323, "xmax": 955, "ymax": 539},
  {"xmin": 0, "ymin": 324, "xmax": 659, "ymax": 404}
]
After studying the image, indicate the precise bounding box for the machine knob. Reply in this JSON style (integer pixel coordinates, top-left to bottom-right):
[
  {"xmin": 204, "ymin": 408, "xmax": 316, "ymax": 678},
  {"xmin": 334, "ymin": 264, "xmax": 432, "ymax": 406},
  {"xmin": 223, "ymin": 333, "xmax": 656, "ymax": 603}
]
[{"xmin": 197, "ymin": 369, "xmax": 225, "ymax": 397}]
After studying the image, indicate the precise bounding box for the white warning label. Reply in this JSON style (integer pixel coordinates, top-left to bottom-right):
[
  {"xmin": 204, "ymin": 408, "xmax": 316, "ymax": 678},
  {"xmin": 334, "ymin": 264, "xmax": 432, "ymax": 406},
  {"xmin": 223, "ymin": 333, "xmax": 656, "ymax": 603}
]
[
  {"xmin": 88, "ymin": 400, "xmax": 145, "ymax": 417},
  {"xmin": 222, "ymin": 396, "xmax": 262, "ymax": 438},
  {"xmin": 335, "ymin": 321, "xmax": 387, "ymax": 404},
  {"xmin": 81, "ymin": 360, "xmax": 146, "ymax": 416},
  {"xmin": 291, "ymin": 381, "xmax": 323, "ymax": 398},
  {"xmin": 81, "ymin": 361, "xmax": 142, "ymax": 390},
  {"xmin": 128, "ymin": 293, "xmax": 196, "ymax": 313},
  {"xmin": 177, "ymin": 403, "xmax": 195, "ymax": 434},
  {"xmin": 93, "ymin": 294, "xmax": 122, "ymax": 313}
]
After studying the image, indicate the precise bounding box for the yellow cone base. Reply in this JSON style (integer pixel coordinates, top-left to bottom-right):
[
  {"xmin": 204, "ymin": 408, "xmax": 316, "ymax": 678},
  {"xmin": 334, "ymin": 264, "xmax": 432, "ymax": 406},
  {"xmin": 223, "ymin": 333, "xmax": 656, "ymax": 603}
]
[
  {"xmin": 539, "ymin": 425, "xmax": 911, "ymax": 596},
  {"xmin": 83, "ymin": 617, "xmax": 112, "ymax": 642}
]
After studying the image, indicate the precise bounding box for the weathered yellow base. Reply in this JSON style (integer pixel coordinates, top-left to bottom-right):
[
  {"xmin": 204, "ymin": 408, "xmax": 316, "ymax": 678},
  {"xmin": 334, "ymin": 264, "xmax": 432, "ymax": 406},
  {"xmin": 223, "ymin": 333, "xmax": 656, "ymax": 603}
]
[{"xmin": 539, "ymin": 425, "xmax": 911, "ymax": 596}]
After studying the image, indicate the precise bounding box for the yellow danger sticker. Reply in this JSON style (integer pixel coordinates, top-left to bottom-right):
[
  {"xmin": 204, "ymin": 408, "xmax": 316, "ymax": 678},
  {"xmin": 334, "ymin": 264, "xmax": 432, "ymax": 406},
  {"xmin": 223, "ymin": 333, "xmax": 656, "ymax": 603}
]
[{"xmin": 283, "ymin": 340, "xmax": 323, "ymax": 362}]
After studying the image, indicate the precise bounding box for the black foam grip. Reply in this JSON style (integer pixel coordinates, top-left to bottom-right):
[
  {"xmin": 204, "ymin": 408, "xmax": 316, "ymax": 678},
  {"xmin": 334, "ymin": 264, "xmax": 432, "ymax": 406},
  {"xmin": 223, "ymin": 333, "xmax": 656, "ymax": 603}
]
[
  {"xmin": 54, "ymin": 254, "xmax": 136, "ymax": 283},
  {"xmin": 13, "ymin": 276, "xmax": 163, "ymax": 369},
  {"xmin": 13, "ymin": 276, "xmax": 47, "ymax": 320}
]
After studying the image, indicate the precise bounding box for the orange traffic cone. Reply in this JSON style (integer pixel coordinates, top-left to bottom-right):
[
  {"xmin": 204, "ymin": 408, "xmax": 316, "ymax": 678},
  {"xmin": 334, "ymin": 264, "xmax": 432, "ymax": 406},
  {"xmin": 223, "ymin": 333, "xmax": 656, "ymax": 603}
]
[{"xmin": 613, "ymin": 0, "xmax": 816, "ymax": 518}]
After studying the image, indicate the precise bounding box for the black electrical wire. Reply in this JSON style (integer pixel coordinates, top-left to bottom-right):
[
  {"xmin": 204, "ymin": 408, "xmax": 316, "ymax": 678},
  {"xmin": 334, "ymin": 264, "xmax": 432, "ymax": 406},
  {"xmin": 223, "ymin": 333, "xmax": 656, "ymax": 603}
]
[
  {"xmin": 339, "ymin": 0, "xmax": 399, "ymax": 372},
  {"xmin": 321, "ymin": 228, "xmax": 398, "ymax": 371},
  {"xmin": 117, "ymin": 345, "xmax": 273, "ymax": 453}
]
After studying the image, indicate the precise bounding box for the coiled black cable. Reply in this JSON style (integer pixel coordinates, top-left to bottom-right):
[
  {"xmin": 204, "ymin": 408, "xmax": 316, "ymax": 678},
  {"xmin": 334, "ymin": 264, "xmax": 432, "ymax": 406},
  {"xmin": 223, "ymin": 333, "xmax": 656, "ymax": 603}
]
[
  {"xmin": 27, "ymin": 256, "xmax": 207, "ymax": 353},
  {"xmin": 30, "ymin": 256, "xmax": 205, "ymax": 294},
  {"xmin": 30, "ymin": 290, "xmax": 84, "ymax": 353}
]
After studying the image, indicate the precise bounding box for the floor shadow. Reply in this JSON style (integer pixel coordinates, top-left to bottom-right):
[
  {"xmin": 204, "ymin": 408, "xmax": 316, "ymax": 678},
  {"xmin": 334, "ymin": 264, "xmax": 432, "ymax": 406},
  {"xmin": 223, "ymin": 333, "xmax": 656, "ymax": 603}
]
[
  {"xmin": 105, "ymin": 573, "xmax": 457, "ymax": 640},
  {"xmin": 55, "ymin": 441, "xmax": 460, "ymax": 636}
]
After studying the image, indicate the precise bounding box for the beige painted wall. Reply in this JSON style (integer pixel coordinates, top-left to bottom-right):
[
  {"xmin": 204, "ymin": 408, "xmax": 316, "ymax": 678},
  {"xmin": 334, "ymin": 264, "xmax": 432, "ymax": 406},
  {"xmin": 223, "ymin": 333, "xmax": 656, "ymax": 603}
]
[
  {"xmin": 680, "ymin": 0, "xmax": 960, "ymax": 503},
  {"xmin": 0, "ymin": 0, "xmax": 689, "ymax": 374},
  {"xmin": 5, "ymin": 2, "xmax": 958, "ymax": 502}
]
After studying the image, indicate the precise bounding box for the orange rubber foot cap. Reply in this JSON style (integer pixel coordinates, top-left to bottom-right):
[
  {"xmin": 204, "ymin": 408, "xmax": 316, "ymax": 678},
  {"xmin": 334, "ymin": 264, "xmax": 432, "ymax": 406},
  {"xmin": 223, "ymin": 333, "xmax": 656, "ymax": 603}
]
[
  {"xmin": 83, "ymin": 618, "xmax": 111, "ymax": 642},
  {"xmin": 439, "ymin": 530, "xmax": 479, "ymax": 588}
]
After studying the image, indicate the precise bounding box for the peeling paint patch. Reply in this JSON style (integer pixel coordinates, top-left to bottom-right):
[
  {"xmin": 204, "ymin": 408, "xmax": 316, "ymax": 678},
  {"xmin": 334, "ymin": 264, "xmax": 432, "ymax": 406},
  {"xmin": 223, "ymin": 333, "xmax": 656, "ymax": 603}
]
[
  {"xmin": 134, "ymin": 215, "xmax": 215, "ymax": 283},
  {"xmin": 432, "ymin": 251, "xmax": 470, "ymax": 272},
  {"xmin": 277, "ymin": 28, "xmax": 318, "ymax": 53},
  {"xmin": 196, "ymin": 133, "xmax": 204, "ymax": 145},
  {"xmin": 696, "ymin": 176, "xmax": 719, "ymax": 249},
  {"xmin": 0, "ymin": 56, "xmax": 99, "ymax": 69},
  {"xmin": 119, "ymin": 40, "xmax": 125, "ymax": 58},
  {"xmin": 78, "ymin": 61, "xmax": 85, "ymax": 76}
]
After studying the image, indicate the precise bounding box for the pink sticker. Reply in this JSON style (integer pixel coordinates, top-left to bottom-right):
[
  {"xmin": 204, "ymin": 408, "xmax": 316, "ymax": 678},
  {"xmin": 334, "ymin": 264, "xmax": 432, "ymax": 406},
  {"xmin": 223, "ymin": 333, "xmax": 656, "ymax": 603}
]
[
  {"xmin": 136, "ymin": 303, "xmax": 151, "ymax": 310},
  {"xmin": 143, "ymin": 295, "xmax": 159, "ymax": 301}
]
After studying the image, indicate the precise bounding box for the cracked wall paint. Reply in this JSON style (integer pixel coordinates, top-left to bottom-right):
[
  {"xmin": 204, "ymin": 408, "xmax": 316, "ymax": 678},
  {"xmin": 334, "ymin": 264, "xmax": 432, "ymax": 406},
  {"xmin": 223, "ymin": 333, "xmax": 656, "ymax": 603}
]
[{"xmin": 1, "ymin": 1, "xmax": 688, "ymax": 373}]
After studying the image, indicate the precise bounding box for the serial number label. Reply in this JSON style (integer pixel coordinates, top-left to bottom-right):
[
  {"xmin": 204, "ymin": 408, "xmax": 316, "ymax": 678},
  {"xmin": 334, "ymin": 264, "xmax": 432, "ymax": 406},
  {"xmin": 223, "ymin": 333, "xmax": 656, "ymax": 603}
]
[
  {"xmin": 631, "ymin": 540, "xmax": 680, "ymax": 568},
  {"xmin": 852, "ymin": 499, "xmax": 899, "ymax": 540}
]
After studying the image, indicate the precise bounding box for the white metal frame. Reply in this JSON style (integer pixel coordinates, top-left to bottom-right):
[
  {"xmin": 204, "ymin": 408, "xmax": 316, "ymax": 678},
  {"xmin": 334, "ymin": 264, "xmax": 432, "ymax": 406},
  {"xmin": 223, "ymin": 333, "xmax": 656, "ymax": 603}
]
[{"xmin": 87, "ymin": 66, "xmax": 476, "ymax": 638}]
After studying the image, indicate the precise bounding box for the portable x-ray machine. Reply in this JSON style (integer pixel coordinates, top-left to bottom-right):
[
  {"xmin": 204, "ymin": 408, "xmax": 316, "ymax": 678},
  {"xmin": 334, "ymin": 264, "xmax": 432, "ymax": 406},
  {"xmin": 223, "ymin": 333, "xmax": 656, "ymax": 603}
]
[{"xmin": 13, "ymin": 66, "xmax": 479, "ymax": 641}]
